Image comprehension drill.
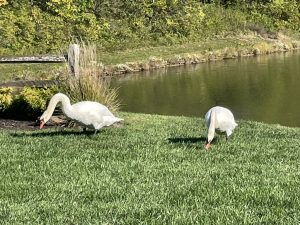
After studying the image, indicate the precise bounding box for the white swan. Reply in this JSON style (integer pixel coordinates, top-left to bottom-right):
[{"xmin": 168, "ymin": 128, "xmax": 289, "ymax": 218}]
[
  {"xmin": 39, "ymin": 93, "xmax": 123, "ymax": 132},
  {"xmin": 204, "ymin": 106, "xmax": 237, "ymax": 150}
]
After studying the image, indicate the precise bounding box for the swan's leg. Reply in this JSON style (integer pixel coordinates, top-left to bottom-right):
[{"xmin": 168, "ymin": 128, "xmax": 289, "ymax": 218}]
[
  {"xmin": 83, "ymin": 127, "xmax": 87, "ymax": 132},
  {"xmin": 226, "ymin": 130, "xmax": 232, "ymax": 141},
  {"xmin": 94, "ymin": 129, "xmax": 98, "ymax": 135}
]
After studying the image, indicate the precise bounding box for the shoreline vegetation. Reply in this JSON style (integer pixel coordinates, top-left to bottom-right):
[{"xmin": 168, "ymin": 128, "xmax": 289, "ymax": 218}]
[
  {"xmin": 1, "ymin": 34, "xmax": 300, "ymax": 81},
  {"xmin": 103, "ymin": 34, "xmax": 300, "ymax": 75},
  {"xmin": 1, "ymin": 1, "xmax": 300, "ymax": 79}
]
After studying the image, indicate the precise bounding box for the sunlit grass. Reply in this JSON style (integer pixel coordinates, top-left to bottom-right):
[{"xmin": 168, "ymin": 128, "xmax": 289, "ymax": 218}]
[
  {"xmin": 0, "ymin": 112, "xmax": 300, "ymax": 224},
  {"xmin": 0, "ymin": 63, "xmax": 65, "ymax": 81},
  {"xmin": 98, "ymin": 38, "xmax": 254, "ymax": 65}
]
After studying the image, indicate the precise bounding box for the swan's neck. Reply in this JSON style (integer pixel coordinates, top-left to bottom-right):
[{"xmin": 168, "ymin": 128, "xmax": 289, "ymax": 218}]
[
  {"xmin": 41, "ymin": 93, "xmax": 73, "ymax": 122},
  {"xmin": 207, "ymin": 110, "xmax": 216, "ymax": 143}
]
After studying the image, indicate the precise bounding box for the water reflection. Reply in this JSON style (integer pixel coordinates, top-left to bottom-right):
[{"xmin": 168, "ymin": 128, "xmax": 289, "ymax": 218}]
[{"xmin": 112, "ymin": 51, "xmax": 300, "ymax": 127}]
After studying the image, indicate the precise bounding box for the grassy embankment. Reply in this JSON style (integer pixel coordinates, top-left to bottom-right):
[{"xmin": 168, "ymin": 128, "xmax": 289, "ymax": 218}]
[
  {"xmin": 1, "ymin": 33, "xmax": 300, "ymax": 81},
  {"xmin": 0, "ymin": 112, "xmax": 300, "ymax": 224}
]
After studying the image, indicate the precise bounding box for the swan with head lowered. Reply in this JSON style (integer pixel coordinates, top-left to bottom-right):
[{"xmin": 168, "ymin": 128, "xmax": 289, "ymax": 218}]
[
  {"xmin": 39, "ymin": 93, "xmax": 123, "ymax": 133},
  {"xmin": 204, "ymin": 106, "xmax": 237, "ymax": 150}
]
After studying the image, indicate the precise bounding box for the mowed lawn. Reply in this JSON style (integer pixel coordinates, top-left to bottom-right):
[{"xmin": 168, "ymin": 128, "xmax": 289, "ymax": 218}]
[{"xmin": 0, "ymin": 112, "xmax": 300, "ymax": 224}]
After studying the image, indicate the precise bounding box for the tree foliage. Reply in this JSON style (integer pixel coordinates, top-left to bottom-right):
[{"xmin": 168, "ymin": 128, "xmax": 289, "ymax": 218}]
[{"xmin": 0, "ymin": 0, "xmax": 299, "ymax": 54}]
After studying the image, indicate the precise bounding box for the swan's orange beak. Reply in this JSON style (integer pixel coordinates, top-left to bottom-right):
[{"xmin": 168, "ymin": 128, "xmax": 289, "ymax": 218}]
[
  {"xmin": 204, "ymin": 143, "xmax": 211, "ymax": 150},
  {"xmin": 39, "ymin": 119, "xmax": 45, "ymax": 129}
]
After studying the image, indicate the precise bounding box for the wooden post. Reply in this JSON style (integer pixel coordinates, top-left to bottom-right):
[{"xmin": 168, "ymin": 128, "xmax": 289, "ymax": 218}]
[{"xmin": 68, "ymin": 44, "xmax": 80, "ymax": 77}]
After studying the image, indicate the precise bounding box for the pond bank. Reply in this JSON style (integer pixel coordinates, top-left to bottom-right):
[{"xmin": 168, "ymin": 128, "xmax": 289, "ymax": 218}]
[
  {"xmin": 0, "ymin": 33, "xmax": 299, "ymax": 82},
  {"xmin": 103, "ymin": 33, "xmax": 300, "ymax": 75}
]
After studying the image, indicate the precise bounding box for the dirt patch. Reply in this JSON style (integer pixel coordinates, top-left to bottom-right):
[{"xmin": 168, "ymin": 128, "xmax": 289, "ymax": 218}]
[
  {"xmin": 0, "ymin": 116, "xmax": 67, "ymax": 131},
  {"xmin": 0, "ymin": 118, "xmax": 40, "ymax": 131},
  {"xmin": 0, "ymin": 117, "xmax": 124, "ymax": 132}
]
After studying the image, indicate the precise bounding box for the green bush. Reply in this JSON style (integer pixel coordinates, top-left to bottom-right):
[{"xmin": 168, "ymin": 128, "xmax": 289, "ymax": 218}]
[
  {"xmin": 0, "ymin": 87, "xmax": 13, "ymax": 113},
  {"xmin": 14, "ymin": 87, "xmax": 59, "ymax": 119},
  {"xmin": 0, "ymin": 86, "xmax": 58, "ymax": 120},
  {"xmin": 0, "ymin": 1, "xmax": 299, "ymax": 54}
]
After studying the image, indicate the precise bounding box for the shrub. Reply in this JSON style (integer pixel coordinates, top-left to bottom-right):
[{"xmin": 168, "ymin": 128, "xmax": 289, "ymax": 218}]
[
  {"xmin": 252, "ymin": 41, "xmax": 273, "ymax": 55},
  {"xmin": 0, "ymin": 86, "xmax": 59, "ymax": 120},
  {"xmin": 0, "ymin": 87, "xmax": 13, "ymax": 113},
  {"xmin": 1, "ymin": 1, "xmax": 300, "ymax": 55}
]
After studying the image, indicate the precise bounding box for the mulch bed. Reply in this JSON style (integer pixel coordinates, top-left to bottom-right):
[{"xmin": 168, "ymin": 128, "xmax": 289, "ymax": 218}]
[
  {"xmin": 0, "ymin": 116, "xmax": 67, "ymax": 131},
  {"xmin": 0, "ymin": 116, "xmax": 123, "ymax": 131},
  {"xmin": 0, "ymin": 118, "xmax": 40, "ymax": 131}
]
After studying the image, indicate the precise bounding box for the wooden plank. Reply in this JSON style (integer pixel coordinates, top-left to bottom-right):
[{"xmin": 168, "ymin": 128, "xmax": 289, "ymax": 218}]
[
  {"xmin": 0, "ymin": 55, "xmax": 66, "ymax": 63},
  {"xmin": 67, "ymin": 44, "xmax": 80, "ymax": 77}
]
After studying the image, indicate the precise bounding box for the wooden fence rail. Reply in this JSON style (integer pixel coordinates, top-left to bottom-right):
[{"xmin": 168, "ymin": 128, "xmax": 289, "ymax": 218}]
[
  {"xmin": 0, "ymin": 44, "xmax": 80, "ymax": 88},
  {"xmin": 0, "ymin": 44, "xmax": 79, "ymax": 67},
  {"xmin": 0, "ymin": 55, "xmax": 66, "ymax": 63}
]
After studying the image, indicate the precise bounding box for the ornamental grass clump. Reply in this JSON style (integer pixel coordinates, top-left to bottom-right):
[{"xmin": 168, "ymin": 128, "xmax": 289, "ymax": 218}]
[{"xmin": 62, "ymin": 43, "xmax": 120, "ymax": 112}]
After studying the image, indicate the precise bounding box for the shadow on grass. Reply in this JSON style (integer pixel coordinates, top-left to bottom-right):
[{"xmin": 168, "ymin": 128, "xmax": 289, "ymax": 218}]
[
  {"xmin": 168, "ymin": 136, "xmax": 219, "ymax": 148},
  {"xmin": 10, "ymin": 129, "xmax": 98, "ymax": 138},
  {"xmin": 168, "ymin": 137, "xmax": 207, "ymax": 144}
]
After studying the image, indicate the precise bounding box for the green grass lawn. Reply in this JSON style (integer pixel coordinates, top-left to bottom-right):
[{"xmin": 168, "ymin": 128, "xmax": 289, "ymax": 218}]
[
  {"xmin": 98, "ymin": 38, "xmax": 251, "ymax": 65},
  {"xmin": 0, "ymin": 63, "xmax": 66, "ymax": 81},
  {"xmin": 0, "ymin": 112, "xmax": 300, "ymax": 224},
  {"xmin": 0, "ymin": 63, "xmax": 65, "ymax": 82}
]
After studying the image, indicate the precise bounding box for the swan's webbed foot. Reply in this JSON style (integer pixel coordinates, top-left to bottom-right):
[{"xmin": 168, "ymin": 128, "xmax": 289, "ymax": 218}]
[{"xmin": 204, "ymin": 142, "xmax": 211, "ymax": 150}]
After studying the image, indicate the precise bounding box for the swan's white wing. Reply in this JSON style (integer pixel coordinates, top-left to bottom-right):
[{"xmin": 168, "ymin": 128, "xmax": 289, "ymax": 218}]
[
  {"xmin": 205, "ymin": 106, "xmax": 237, "ymax": 132},
  {"xmin": 72, "ymin": 101, "xmax": 114, "ymax": 116},
  {"xmin": 71, "ymin": 101, "xmax": 122, "ymax": 129},
  {"xmin": 215, "ymin": 108, "xmax": 237, "ymax": 132}
]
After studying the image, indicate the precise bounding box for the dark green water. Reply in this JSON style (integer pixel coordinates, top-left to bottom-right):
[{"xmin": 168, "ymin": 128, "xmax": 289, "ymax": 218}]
[{"xmin": 112, "ymin": 51, "xmax": 300, "ymax": 127}]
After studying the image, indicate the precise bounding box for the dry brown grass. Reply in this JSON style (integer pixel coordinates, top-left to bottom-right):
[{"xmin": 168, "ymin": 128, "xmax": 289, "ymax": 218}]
[{"xmin": 62, "ymin": 43, "xmax": 120, "ymax": 112}]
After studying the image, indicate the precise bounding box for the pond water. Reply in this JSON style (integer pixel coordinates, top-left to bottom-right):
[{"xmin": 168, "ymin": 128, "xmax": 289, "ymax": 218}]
[{"xmin": 112, "ymin": 51, "xmax": 300, "ymax": 127}]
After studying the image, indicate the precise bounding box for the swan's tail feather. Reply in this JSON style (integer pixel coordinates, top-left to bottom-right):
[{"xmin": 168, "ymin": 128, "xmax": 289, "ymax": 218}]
[
  {"xmin": 103, "ymin": 116, "xmax": 123, "ymax": 127},
  {"xmin": 114, "ymin": 117, "xmax": 124, "ymax": 122}
]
